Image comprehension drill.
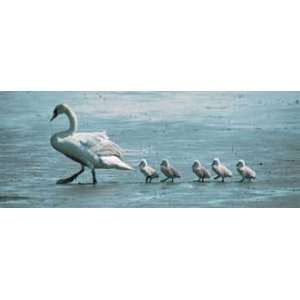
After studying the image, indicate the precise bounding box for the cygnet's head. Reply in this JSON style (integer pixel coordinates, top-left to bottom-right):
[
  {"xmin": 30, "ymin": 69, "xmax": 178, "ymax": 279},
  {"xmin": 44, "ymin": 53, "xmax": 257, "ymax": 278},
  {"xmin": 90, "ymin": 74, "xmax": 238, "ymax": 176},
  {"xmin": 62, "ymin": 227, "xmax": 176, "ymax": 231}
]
[
  {"xmin": 236, "ymin": 160, "xmax": 245, "ymax": 168},
  {"xmin": 160, "ymin": 159, "xmax": 169, "ymax": 167},
  {"xmin": 212, "ymin": 158, "xmax": 221, "ymax": 166},
  {"xmin": 138, "ymin": 159, "xmax": 148, "ymax": 168},
  {"xmin": 193, "ymin": 160, "xmax": 201, "ymax": 168},
  {"xmin": 50, "ymin": 104, "xmax": 71, "ymax": 121}
]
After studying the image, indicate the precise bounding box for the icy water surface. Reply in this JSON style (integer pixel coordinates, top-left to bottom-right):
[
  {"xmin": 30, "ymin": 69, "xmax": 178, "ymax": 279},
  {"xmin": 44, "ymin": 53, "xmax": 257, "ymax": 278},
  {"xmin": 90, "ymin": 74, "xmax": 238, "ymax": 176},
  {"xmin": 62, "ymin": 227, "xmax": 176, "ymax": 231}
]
[{"xmin": 0, "ymin": 92, "xmax": 299, "ymax": 207}]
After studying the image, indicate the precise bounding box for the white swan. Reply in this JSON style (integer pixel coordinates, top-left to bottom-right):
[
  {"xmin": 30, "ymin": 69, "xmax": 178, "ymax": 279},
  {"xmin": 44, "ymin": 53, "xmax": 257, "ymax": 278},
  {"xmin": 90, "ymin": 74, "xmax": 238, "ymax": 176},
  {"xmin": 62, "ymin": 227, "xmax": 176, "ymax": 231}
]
[
  {"xmin": 50, "ymin": 104, "xmax": 134, "ymax": 184},
  {"xmin": 211, "ymin": 158, "xmax": 232, "ymax": 182}
]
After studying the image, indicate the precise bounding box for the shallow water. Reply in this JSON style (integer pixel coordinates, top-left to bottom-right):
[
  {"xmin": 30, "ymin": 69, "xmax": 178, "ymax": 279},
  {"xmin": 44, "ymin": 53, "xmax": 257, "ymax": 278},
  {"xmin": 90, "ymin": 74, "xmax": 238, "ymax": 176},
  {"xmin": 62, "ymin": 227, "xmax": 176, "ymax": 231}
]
[{"xmin": 0, "ymin": 91, "xmax": 299, "ymax": 207}]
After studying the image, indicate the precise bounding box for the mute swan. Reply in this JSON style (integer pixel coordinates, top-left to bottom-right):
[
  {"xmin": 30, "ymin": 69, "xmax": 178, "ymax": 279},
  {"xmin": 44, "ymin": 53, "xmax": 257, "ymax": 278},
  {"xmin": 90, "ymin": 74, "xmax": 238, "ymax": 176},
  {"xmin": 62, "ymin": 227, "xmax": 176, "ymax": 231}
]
[
  {"xmin": 236, "ymin": 160, "xmax": 256, "ymax": 182},
  {"xmin": 50, "ymin": 104, "xmax": 134, "ymax": 184},
  {"xmin": 160, "ymin": 159, "xmax": 181, "ymax": 183},
  {"xmin": 211, "ymin": 158, "xmax": 232, "ymax": 182},
  {"xmin": 192, "ymin": 160, "xmax": 211, "ymax": 182},
  {"xmin": 138, "ymin": 159, "xmax": 159, "ymax": 183}
]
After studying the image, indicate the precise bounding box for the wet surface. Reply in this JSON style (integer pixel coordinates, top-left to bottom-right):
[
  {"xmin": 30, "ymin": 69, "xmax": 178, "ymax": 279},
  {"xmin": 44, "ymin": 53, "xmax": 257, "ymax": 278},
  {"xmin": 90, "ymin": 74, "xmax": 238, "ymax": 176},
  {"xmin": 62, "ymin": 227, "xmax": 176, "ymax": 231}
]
[{"xmin": 0, "ymin": 91, "xmax": 299, "ymax": 207}]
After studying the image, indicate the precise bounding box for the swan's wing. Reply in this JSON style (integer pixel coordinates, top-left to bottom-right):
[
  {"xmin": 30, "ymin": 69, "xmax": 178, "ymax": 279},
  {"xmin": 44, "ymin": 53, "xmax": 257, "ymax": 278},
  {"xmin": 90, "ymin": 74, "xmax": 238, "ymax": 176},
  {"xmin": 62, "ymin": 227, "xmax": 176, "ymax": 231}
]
[
  {"xmin": 96, "ymin": 131, "xmax": 109, "ymax": 140},
  {"xmin": 75, "ymin": 132, "xmax": 124, "ymax": 158}
]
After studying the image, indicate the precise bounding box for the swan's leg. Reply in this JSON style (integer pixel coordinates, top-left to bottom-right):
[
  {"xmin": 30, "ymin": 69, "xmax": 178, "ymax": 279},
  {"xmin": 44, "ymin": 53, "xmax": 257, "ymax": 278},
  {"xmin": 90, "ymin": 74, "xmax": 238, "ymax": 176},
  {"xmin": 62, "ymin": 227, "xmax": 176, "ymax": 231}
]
[
  {"xmin": 202, "ymin": 177, "xmax": 205, "ymax": 183},
  {"xmin": 214, "ymin": 175, "xmax": 220, "ymax": 180},
  {"xmin": 240, "ymin": 177, "xmax": 245, "ymax": 183},
  {"xmin": 57, "ymin": 165, "xmax": 85, "ymax": 184},
  {"xmin": 171, "ymin": 177, "xmax": 174, "ymax": 183},
  {"xmin": 222, "ymin": 177, "xmax": 225, "ymax": 183},
  {"xmin": 92, "ymin": 169, "xmax": 97, "ymax": 185}
]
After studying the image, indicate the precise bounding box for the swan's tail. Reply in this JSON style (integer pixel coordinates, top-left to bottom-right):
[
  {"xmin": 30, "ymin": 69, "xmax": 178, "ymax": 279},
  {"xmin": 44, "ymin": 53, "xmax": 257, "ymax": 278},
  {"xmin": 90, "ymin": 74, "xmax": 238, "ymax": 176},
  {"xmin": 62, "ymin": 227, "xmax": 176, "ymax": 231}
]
[
  {"xmin": 100, "ymin": 156, "xmax": 135, "ymax": 171},
  {"xmin": 116, "ymin": 160, "xmax": 135, "ymax": 171}
]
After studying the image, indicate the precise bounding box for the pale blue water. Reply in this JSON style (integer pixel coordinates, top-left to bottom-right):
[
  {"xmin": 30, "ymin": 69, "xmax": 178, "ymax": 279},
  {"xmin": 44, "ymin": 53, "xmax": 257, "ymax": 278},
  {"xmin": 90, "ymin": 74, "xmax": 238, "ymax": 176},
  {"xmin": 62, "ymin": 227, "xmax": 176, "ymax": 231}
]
[{"xmin": 0, "ymin": 92, "xmax": 300, "ymax": 207}]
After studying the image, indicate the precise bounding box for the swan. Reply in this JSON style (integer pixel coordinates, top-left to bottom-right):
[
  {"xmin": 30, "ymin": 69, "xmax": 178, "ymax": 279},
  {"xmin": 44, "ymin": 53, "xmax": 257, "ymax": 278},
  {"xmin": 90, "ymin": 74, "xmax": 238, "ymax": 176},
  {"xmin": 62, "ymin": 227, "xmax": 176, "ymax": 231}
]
[
  {"xmin": 138, "ymin": 159, "xmax": 159, "ymax": 183},
  {"xmin": 160, "ymin": 159, "xmax": 181, "ymax": 183},
  {"xmin": 236, "ymin": 160, "xmax": 256, "ymax": 182},
  {"xmin": 50, "ymin": 104, "xmax": 134, "ymax": 184},
  {"xmin": 192, "ymin": 160, "xmax": 211, "ymax": 182},
  {"xmin": 211, "ymin": 158, "xmax": 232, "ymax": 182}
]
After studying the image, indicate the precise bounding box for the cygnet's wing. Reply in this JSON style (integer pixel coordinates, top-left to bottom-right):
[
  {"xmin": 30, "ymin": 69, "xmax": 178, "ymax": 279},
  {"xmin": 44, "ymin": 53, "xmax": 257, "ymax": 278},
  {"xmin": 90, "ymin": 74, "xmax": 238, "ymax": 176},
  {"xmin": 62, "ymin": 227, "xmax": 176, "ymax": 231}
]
[
  {"xmin": 220, "ymin": 164, "xmax": 233, "ymax": 177},
  {"xmin": 161, "ymin": 165, "xmax": 171, "ymax": 177},
  {"xmin": 145, "ymin": 165, "xmax": 159, "ymax": 177},
  {"xmin": 170, "ymin": 166, "xmax": 181, "ymax": 178},
  {"xmin": 244, "ymin": 166, "xmax": 256, "ymax": 178},
  {"xmin": 202, "ymin": 167, "xmax": 211, "ymax": 178}
]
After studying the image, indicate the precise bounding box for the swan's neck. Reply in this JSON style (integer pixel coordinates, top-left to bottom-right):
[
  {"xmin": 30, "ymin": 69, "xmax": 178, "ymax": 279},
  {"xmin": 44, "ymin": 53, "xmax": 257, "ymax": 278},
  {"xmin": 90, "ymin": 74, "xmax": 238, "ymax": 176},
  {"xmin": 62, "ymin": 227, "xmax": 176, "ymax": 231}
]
[
  {"xmin": 55, "ymin": 108, "xmax": 78, "ymax": 137},
  {"xmin": 51, "ymin": 107, "xmax": 78, "ymax": 150},
  {"xmin": 65, "ymin": 108, "xmax": 78, "ymax": 134}
]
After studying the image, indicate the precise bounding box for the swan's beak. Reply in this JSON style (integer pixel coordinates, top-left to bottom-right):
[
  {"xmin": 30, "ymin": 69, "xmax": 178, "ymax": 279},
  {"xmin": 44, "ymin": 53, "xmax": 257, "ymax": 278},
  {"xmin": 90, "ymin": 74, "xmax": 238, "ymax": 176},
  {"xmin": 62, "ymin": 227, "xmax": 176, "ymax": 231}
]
[{"xmin": 50, "ymin": 113, "xmax": 57, "ymax": 122}]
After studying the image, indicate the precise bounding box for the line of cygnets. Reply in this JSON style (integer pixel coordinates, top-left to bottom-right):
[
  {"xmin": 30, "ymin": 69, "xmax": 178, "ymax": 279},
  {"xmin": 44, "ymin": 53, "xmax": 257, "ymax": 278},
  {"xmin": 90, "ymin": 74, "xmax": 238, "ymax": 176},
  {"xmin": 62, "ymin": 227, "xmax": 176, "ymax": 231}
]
[{"xmin": 139, "ymin": 158, "xmax": 256, "ymax": 183}]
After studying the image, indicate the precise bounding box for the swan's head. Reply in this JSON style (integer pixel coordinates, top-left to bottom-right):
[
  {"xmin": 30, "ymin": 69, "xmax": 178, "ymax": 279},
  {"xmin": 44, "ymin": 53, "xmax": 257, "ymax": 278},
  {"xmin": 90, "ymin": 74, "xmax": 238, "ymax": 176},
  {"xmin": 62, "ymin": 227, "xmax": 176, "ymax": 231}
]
[
  {"xmin": 138, "ymin": 159, "xmax": 148, "ymax": 168},
  {"xmin": 193, "ymin": 160, "xmax": 201, "ymax": 168},
  {"xmin": 50, "ymin": 104, "xmax": 71, "ymax": 121},
  {"xmin": 160, "ymin": 159, "xmax": 169, "ymax": 167},
  {"xmin": 236, "ymin": 160, "xmax": 245, "ymax": 168},
  {"xmin": 212, "ymin": 158, "xmax": 220, "ymax": 166}
]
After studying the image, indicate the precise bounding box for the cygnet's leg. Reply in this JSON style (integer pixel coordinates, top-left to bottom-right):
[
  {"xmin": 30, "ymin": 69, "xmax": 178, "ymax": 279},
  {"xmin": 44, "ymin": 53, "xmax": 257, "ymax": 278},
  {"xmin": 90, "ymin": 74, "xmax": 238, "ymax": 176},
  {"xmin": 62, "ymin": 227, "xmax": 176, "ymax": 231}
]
[
  {"xmin": 214, "ymin": 175, "xmax": 220, "ymax": 180},
  {"xmin": 149, "ymin": 177, "xmax": 153, "ymax": 183},
  {"xmin": 145, "ymin": 176, "xmax": 150, "ymax": 183},
  {"xmin": 57, "ymin": 165, "xmax": 85, "ymax": 184},
  {"xmin": 240, "ymin": 177, "xmax": 245, "ymax": 183},
  {"xmin": 222, "ymin": 177, "xmax": 225, "ymax": 183},
  {"xmin": 202, "ymin": 177, "xmax": 205, "ymax": 183},
  {"xmin": 171, "ymin": 177, "xmax": 174, "ymax": 183},
  {"xmin": 160, "ymin": 177, "xmax": 169, "ymax": 183},
  {"xmin": 92, "ymin": 169, "xmax": 97, "ymax": 185}
]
